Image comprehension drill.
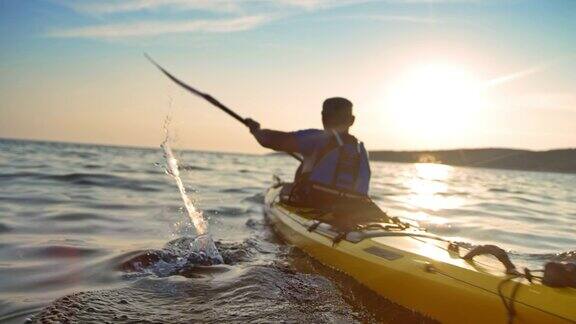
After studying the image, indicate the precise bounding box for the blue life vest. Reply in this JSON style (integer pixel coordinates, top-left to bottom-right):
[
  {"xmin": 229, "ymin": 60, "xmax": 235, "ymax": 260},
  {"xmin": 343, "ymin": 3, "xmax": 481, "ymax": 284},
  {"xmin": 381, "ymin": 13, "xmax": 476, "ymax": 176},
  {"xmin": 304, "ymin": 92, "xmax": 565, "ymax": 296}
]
[{"xmin": 298, "ymin": 131, "xmax": 370, "ymax": 196}]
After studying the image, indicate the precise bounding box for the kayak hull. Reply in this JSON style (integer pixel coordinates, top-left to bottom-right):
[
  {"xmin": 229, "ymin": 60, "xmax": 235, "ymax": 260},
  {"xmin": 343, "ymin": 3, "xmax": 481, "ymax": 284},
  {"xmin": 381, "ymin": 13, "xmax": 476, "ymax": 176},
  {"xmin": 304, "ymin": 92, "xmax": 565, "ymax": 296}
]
[{"xmin": 264, "ymin": 185, "xmax": 576, "ymax": 324}]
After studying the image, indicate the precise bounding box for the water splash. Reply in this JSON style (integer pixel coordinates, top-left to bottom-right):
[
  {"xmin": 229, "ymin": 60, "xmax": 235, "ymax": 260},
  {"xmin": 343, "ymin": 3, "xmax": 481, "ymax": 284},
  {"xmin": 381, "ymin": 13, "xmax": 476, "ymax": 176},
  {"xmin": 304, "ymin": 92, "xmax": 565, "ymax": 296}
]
[
  {"xmin": 161, "ymin": 120, "xmax": 207, "ymax": 235},
  {"xmin": 161, "ymin": 117, "xmax": 222, "ymax": 264}
]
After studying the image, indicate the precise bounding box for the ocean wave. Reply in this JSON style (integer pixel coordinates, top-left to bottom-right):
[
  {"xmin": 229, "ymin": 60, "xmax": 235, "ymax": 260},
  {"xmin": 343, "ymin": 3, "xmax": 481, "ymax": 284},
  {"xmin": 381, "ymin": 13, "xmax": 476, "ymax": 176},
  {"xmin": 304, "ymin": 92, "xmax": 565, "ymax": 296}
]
[
  {"xmin": 0, "ymin": 222, "xmax": 12, "ymax": 233},
  {"xmin": 44, "ymin": 173, "xmax": 163, "ymax": 192},
  {"xmin": 0, "ymin": 171, "xmax": 40, "ymax": 179},
  {"xmin": 242, "ymin": 193, "xmax": 265, "ymax": 204},
  {"xmin": 119, "ymin": 236, "xmax": 285, "ymax": 280},
  {"xmin": 120, "ymin": 236, "xmax": 223, "ymax": 278},
  {"xmin": 42, "ymin": 212, "xmax": 117, "ymax": 222},
  {"xmin": 83, "ymin": 164, "xmax": 102, "ymax": 169},
  {"xmin": 0, "ymin": 171, "xmax": 164, "ymax": 192},
  {"xmin": 245, "ymin": 218, "xmax": 264, "ymax": 230},
  {"xmin": 26, "ymin": 245, "xmax": 104, "ymax": 259},
  {"xmin": 219, "ymin": 187, "xmax": 247, "ymax": 193},
  {"xmin": 0, "ymin": 195, "xmax": 69, "ymax": 205},
  {"xmin": 522, "ymin": 250, "xmax": 576, "ymax": 263},
  {"xmin": 204, "ymin": 206, "xmax": 250, "ymax": 217},
  {"xmin": 488, "ymin": 187, "xmax": 528, "ymax": 195},
  {"xmin": 29, "ymin": 261, "xmax": 424, "ymax": 324},
  {"xmin": 180, "ymin": 165, "xmax": 212, "ymax": 171}
]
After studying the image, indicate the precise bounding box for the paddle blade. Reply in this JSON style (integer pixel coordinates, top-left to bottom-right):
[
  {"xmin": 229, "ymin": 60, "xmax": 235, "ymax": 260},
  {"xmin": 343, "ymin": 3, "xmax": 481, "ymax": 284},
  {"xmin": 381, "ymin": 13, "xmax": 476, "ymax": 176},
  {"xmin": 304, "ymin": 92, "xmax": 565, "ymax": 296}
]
[{"xmin": 144, "ymin": 53, "xmax": 205, "ymax": 98}]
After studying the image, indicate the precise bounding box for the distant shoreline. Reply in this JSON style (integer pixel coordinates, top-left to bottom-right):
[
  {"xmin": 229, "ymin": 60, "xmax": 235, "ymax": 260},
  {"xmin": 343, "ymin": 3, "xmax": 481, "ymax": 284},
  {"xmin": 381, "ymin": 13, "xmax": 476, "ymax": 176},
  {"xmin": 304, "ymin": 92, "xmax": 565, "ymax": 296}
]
[
  {"xmin": 268, "ymin": 147, "xmax": 576, "ymax": 174},
  {"xmin": 2, "ymin": 137, "xmax": 574, "ymax": 174},
  {"xmin": 0, "ymin": 137, "xmax": 260, "ymax": 157},
  {"xmin": 369, "ymin": 148, "xmax": 576, "ymax": 174}
]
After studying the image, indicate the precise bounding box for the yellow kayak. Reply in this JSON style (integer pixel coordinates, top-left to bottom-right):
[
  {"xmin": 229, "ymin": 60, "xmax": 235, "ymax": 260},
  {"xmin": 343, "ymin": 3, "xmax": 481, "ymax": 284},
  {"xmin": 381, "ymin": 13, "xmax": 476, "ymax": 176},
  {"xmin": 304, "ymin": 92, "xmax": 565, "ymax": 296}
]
[{"xmin": 264, "ymin": 184, "xmax": 576, "ymax": 324}]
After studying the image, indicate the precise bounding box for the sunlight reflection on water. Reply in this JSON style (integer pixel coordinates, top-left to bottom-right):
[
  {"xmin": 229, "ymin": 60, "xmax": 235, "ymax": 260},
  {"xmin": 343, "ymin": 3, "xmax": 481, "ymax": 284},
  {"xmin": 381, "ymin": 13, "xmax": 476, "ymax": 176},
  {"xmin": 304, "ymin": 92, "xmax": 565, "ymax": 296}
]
[{"xmin": 403, "ymin": 163, "xmax": 463, "ymax": 223}]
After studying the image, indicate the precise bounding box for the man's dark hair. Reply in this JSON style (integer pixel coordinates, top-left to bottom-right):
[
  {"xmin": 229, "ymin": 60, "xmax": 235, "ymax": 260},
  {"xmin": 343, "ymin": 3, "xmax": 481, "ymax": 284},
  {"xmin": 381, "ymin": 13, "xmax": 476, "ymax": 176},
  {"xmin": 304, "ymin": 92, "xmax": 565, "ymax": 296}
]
[
  {"xmin": 322, "ymin": 97, "xmax": 353, "ymax": 118},
  {"xmin": 322, "ymin": 97, "xmax": 354, "ymax": 130}
]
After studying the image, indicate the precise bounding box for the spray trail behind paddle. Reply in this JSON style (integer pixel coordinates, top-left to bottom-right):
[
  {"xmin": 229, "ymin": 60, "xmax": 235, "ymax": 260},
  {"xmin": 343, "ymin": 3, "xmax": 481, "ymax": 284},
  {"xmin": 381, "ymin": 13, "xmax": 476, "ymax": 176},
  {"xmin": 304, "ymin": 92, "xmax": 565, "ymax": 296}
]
[
  {"xmin": 161, "ymin": 123, "xmax": 207, "ymax": 235},
  {"xmin": 161, "ymin": 118, "xmax": 222, "ymax": 264}
]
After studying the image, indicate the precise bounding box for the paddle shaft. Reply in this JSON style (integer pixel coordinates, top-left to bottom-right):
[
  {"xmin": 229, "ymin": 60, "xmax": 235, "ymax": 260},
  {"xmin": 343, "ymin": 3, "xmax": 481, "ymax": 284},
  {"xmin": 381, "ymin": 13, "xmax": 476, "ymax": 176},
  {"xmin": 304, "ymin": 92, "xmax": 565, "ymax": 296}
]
[{"xmin": 145, "ymin": 54, "xmax": 302, "ymax": 162}]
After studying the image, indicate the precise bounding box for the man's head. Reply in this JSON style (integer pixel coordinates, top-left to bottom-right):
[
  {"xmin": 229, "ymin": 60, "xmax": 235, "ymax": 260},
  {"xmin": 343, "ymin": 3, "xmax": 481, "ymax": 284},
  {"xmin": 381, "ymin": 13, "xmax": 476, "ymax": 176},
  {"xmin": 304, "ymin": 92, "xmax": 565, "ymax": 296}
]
[{"xmin": 322, "ymin": 97, "xmax": 355, "ymax": 132}]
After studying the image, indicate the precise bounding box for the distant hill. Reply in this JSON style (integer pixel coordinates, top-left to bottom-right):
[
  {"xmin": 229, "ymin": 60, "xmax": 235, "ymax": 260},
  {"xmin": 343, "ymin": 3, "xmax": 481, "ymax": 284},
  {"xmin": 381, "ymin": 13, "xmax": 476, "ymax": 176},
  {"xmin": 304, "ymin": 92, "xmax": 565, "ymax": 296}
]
[{"xmin": 369, "ymin": 148, "xmax": 576, "ymax": 174}]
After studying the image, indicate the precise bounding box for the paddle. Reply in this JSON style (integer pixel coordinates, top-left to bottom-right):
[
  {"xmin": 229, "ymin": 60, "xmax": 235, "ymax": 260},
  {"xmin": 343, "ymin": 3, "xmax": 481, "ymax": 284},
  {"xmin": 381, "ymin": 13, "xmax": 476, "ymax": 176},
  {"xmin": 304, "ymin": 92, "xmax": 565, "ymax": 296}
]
[{"xmin": 145, "ymin": 53, "xmax": 303, "ymax": 162}]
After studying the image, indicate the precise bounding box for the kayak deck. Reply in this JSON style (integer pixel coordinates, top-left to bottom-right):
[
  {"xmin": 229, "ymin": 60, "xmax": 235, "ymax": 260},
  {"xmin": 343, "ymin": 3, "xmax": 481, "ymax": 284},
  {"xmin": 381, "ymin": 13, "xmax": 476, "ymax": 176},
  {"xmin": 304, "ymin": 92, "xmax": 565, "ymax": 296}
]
[{"xmin": 264, "ymin": 186, "xmax": 576, "ymax": 324}]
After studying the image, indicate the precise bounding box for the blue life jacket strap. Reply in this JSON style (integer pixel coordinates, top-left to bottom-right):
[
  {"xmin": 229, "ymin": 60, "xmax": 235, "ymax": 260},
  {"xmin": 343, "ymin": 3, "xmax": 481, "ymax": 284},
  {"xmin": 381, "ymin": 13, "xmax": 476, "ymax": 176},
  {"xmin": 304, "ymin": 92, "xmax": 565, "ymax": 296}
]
[{"xmin": 330, "ymin": 133, "xmax": 361, "ymax": 187}]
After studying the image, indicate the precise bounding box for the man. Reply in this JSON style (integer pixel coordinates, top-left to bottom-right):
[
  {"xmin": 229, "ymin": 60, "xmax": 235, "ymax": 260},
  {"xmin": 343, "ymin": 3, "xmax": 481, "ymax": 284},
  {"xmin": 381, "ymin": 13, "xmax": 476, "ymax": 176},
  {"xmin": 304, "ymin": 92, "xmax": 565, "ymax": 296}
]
[{"xmin": 244, "ymin": 97, "xmax": 371, "ymax": 213}]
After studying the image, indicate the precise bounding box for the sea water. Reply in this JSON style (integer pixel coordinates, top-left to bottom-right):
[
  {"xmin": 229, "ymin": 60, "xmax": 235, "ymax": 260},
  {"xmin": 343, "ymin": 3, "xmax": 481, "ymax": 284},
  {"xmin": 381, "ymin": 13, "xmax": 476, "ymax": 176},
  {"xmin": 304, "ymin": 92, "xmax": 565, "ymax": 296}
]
[{"xmin": 0, "ymin": 138, "xmax": 574, "ymax": 323}]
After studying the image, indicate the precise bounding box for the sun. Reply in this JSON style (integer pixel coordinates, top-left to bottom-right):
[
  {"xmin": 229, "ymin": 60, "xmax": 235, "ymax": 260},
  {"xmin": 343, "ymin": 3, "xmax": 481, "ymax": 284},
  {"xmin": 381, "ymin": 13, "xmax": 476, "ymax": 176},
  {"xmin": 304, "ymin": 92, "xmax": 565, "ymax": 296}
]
[{"xmin": 383, "ymin": 63, "xmax": 485, "ymax": 139}]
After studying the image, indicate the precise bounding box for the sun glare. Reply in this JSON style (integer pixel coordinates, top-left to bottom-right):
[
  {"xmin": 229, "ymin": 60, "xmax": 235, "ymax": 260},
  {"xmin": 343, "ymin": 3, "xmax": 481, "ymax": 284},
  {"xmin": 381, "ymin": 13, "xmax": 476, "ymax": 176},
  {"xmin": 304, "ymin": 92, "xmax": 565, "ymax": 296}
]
[{"xmin": 383, "ymin": 63, "xmax": 485, "ymax": 138}]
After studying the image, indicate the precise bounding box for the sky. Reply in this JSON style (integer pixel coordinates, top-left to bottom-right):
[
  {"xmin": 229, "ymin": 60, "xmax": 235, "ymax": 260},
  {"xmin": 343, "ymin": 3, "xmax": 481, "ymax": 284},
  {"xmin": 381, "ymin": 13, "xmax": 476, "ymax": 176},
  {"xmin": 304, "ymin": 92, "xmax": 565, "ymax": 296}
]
[{"xmin": 0, "ymin": 0, "xmax": 575, "ymax": 153}]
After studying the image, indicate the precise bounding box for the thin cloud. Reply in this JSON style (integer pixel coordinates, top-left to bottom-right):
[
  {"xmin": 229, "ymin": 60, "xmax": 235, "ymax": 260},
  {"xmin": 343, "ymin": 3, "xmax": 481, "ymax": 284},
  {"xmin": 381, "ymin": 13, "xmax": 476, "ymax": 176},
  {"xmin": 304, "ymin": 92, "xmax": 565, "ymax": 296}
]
[
  {"xmin": 47, "ymin": 15, "xmax": 270, "ymax": 39},
  {"xmin": 62, "ymin": 0, "xmax": 372, "ymax": 14},
  {"xmin": 61, "ymin": 0, "xmax": 240, "ymax": 15},
  {"xmin": 483, "ymin": 64, "xmax": 548, "ymax": 89},
  {"xmin": 46, "ymin": 0, "xmax": 476, "ymax": 40},
  {"xmin": 342, "ymin": 14, "xmax": 440, "ymax": 24},
  {"xmin": 388, "ymin": 0, "xmax": 482, "ymax": 3},
  {"xmin": 278, "ymin": 0, "xmax": 480, "ymax": 10},
  {"xmin": 311, "ymin": 13, "xmax": 440, "ymax": 25},
  {"xmin": 57, "ymin": 0, "xmax": 483, "ymax": 16},
  {"xmin": 482, "ymin": 54, "xmax": 576, "ymax": 89},
  {"xmin": 276, "ymin": 0, "xmax": 375, "ymax": 10}
]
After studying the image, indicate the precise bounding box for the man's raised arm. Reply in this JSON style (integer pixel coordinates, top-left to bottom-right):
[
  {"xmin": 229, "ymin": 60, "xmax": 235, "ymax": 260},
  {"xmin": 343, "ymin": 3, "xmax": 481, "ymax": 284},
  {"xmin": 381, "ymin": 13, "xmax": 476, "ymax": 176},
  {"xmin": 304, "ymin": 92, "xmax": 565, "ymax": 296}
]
[{"xmin": 245, "ymin": 119, "xmax": 299, "ymax": 153}]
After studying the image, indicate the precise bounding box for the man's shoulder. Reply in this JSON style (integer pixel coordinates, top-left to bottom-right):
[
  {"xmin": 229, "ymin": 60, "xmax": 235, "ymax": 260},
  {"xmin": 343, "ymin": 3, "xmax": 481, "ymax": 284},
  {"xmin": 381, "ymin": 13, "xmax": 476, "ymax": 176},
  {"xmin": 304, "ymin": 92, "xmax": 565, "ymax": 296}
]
[
  {"xmin": 291, "ymin": 129, "xmax": 329, "ymax": 155},
  {"xmin": 292, "ymin": 128, "xmax": 325, "ymax": 137},
  {"xmin": 292, "ymin": 129, "xmax": 330, "ymax": 142}
]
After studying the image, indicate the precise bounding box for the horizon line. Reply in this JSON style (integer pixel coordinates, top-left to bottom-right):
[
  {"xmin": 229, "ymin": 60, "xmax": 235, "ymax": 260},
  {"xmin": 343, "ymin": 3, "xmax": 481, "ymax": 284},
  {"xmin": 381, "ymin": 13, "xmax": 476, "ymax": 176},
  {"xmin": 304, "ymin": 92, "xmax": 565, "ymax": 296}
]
[{"xmin": 1, "ymin": 136, "xmax": 573, "ymax": 154}]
